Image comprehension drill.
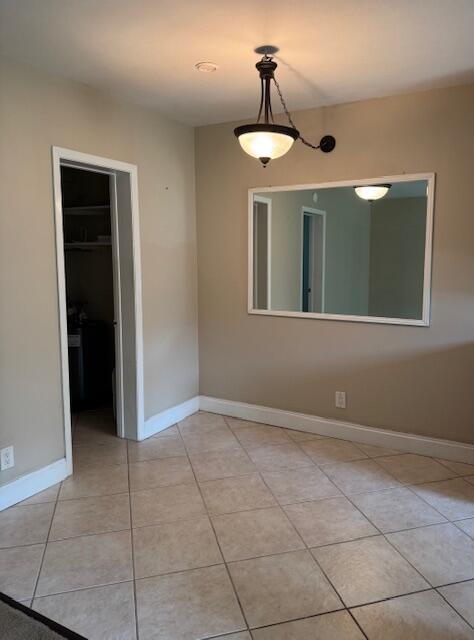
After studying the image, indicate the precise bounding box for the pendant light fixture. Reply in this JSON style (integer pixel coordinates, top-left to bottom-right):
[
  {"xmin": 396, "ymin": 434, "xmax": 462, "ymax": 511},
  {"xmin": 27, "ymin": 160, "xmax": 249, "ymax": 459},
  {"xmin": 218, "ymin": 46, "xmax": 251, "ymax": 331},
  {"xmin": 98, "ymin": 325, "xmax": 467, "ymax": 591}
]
[
  {"xmin": 354, "ymin": 184, "xmax": 391, "ymax": 202},
  {"xmin": 234, "ymin": 46, "xmax": 336, "ymax": 166}
]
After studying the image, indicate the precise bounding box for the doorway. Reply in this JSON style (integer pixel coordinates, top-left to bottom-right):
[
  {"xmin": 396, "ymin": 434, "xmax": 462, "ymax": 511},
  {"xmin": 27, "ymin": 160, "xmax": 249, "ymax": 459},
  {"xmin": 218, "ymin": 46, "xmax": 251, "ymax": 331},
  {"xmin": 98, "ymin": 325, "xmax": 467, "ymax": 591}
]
[
  {"xmin": 252, "ymin": 195, "xmax": 272, "ymax": 310},
  {"xmin": 62, "ymin": 166, "xmax": 119, "ymax": 446},
  {"xmin": 301, "ymin": 207, "xmax": 326, "ymax": 313},
  {"xmin": 52, "ymin": 147, "xmax": 144, "ymax": 472}
]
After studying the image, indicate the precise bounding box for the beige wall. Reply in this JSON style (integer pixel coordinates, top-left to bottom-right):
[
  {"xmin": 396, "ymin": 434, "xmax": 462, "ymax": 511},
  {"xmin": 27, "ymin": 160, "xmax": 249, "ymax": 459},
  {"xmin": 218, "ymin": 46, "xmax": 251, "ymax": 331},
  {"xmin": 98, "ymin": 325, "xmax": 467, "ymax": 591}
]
[
  {"xmin": 0, "ymin": 57, "xmax": 199, "ymax": 485},
  {"xmin": 195, "ymin": 83, "xmax": 474, "ymax": 444}
]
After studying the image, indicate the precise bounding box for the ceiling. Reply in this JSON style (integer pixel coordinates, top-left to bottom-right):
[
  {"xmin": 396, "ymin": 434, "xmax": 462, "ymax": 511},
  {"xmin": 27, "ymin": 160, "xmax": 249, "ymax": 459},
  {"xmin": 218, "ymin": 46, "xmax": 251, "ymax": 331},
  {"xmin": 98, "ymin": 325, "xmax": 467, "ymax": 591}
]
[{"xmin": 1, "ymin": 0, "xmax": 473, "ymax": 126}]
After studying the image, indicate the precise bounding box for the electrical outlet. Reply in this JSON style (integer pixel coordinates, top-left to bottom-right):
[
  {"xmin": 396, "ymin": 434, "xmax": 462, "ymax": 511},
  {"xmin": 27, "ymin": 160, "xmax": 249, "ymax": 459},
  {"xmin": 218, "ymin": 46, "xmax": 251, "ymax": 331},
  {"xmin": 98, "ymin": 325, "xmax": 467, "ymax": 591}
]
[
  {"xmin": 0, "ymin": 446, "xmax": 14, "ymax": 471},
  {"xmin": 335, "ymin": 391, "xmax": 346, "ymax": 409}
]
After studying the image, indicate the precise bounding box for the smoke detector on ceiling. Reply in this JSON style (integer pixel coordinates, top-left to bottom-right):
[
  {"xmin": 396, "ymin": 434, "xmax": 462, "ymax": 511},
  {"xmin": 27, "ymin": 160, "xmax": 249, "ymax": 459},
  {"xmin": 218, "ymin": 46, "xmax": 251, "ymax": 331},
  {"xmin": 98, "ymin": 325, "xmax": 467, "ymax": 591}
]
[{"xmin": 195, "ymin": 61, "xmax": 218, "ymax": 73}]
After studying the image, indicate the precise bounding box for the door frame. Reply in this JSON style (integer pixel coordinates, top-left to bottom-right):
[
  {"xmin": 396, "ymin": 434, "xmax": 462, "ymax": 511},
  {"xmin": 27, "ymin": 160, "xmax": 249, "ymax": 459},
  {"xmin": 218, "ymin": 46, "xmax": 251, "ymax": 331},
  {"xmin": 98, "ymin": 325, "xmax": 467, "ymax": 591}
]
[
  {"xmin": 52, "ymin": 147, "xmax": 144, "ymax": 474},
  {"xmin": 251, "ymin": 195, "xmax": 272, "ymax": 311},
  {"xmin": 300, "ymin": 206, "xmax": 327, "ymax": 313}
]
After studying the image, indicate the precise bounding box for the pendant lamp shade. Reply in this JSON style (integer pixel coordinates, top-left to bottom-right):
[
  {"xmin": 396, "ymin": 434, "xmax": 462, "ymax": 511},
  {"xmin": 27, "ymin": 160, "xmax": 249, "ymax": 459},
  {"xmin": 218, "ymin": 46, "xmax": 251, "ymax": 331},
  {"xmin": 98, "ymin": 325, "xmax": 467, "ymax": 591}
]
[
  {"xmin": 234, "ymin": 123, "xmax": 299, "ymax": 165},
  {"xmin": 354, "ymin": 184, "xmax": 391, "ymax": 201}
]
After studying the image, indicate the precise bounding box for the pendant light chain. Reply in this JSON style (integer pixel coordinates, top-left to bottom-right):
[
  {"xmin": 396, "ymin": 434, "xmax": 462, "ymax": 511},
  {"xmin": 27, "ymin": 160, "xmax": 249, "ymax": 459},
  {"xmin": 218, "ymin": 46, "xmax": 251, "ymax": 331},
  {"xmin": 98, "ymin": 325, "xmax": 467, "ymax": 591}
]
[{"xmin": 272, "ymin": 76, "xmax": 321, "ymax": 150}]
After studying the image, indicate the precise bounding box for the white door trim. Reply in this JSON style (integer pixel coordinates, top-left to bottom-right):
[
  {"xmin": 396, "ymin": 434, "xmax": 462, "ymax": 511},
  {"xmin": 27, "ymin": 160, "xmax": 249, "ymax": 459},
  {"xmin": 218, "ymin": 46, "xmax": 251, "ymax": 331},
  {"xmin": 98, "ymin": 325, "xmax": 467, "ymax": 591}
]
[
  {"xmin": 252, "ymin": 195, "xmax": 272, "ymax": 311},
  {"xmin": 52, "ymin": 146, "xmax": 144, "ymax": 477},
  {"xmin": 109, "ymin": 174, "xmax": 124, "ymax": 437},
  {"xmin": 301, "ymin": 206, "xmax": 327, "ymax": 313}
]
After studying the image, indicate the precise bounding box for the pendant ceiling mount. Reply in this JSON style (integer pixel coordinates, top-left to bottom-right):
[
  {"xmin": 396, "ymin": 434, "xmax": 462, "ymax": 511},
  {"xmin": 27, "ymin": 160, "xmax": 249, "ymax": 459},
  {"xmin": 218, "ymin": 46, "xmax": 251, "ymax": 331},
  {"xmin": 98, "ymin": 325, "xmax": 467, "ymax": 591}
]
[
  {"xmin": 234, "ymin": 47, "xmax": 336, "ymax": 166},
  {"xmin": 254, "ymin": 44, "xmax": 280, "ymax": 56}
]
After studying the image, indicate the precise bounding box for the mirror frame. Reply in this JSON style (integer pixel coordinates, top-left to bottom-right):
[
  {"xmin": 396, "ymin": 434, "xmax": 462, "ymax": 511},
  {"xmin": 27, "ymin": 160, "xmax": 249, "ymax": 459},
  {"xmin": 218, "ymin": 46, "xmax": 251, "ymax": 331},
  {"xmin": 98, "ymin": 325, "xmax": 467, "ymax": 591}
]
[{"xmin": 248, "ymin": 172, "xmax": 435, "ymax": 327}]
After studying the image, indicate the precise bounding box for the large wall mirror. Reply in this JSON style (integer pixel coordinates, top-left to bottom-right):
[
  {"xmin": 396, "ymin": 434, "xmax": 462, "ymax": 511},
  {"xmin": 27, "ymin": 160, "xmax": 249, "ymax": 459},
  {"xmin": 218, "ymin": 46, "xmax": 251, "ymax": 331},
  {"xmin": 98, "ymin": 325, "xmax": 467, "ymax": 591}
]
[{"xmin": 249, "ymin": 174, "xmax": 434, "ymax": 326}]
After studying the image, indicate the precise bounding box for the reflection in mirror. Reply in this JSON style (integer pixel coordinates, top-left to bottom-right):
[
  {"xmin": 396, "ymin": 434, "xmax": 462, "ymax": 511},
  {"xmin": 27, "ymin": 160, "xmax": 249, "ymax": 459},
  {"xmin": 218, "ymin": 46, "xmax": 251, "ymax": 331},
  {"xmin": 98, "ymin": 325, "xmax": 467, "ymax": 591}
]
[
  {"xmin": 250, "ymin": 176, "xmax": 433, "ymax": 325},
  {"xmin": 253, "ymin": 196, "xmax": 271, "ymax": 309}
]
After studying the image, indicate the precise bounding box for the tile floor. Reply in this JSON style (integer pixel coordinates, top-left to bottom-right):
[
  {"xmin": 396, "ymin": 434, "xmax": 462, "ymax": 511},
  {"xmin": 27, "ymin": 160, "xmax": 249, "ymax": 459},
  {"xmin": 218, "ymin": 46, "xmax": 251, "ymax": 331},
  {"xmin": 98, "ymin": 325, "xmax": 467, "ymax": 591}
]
[{"xmin": 1, "ymin": 409, "xmax": 474, "ymax": 639}]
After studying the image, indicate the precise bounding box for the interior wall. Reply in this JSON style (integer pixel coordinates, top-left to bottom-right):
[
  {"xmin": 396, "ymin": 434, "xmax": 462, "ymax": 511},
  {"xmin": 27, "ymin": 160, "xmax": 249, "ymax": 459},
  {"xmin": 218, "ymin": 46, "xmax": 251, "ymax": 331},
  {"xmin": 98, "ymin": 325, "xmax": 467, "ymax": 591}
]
[
  {"xmin": 369, "ymin": 196, "xmax": 426, "ymax": 319},
  {"xmin": 195, "ymin": 83, "xmax": 474, "ymax": 444},
  {"xmin": 0, "ymin": 57, "xmax": 199, "ymax": 486},
  {"xmin": 313, "ymin": 187, "xmax": 370, "ymax": 316}
]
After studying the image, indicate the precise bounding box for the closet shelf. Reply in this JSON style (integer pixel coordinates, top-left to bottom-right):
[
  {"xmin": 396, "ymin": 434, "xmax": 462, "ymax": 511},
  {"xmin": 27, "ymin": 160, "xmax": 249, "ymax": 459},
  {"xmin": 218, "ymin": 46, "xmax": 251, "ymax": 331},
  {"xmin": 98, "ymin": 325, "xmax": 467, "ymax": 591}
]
[
  {"xmin": 65, "ymin": 241, "xmax": 111, "ymax": 251},
  {"xmin": 63, "ymin": 205, "xmax": 110, "ymax": 216}
]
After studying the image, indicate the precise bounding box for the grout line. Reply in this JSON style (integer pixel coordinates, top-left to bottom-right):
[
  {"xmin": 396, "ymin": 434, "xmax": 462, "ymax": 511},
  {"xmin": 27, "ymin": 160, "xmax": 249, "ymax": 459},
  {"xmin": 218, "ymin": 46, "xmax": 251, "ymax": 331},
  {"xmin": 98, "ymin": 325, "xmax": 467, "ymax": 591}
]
[
  {"xmin": 452, "ymin": 520, "xmax": 474, "ymax": 539},
  {"xmin": 0, "ymin": 541, "xmax": 53, "ymax": 552},
  {"xmin": 371, "ymin": 463, "xmax": 459, "ymax": 488},
  {"xmin": 190, "ymin": 467, "xmax": 258, "ymax": 485},
  {"xmin": 126, "ymin": 438, "xmax": 140, "ymax": 640},
  {"xmin": 27, "ymin": 577, "xmax": 136, "ymax": 600},
  {"xmin": 71, "ymin": 460, "xmax": 128, "ymax": 471},
  {"xmin": 403, "ymin": 482, "xmax": 470, "ymax": 521},
  {"xmin": 58, "ymin": 488, "xmax": 131, "ymax": 503},
  {"xmin": 344, "ymin": 585, "xmax": 433, "ymax": 610},
  {"xmin": 180, "ymin": 422, "xmax": 251, "ymax": 635},
  {"xmin": 347, "ymin": 608, "xmax": 370, "ymax": 639},
  {"xmin": 435, "ymin": 584, "xmax": 474, "ymax": 630},
  {"xmin": 30, "ymin": 477, "xmax": 62, "ymax": 603},
  {"xmin": 428, "ymin": 576, "xmax": 474, "ymax": 589},
  {"xmin": 128, "ymin": 453, "xmax": 190, "ymax": 464},
  {"xmin": 233, "ymin": 606, "xmax": 352, "ymax": 634},
  {"xmin": 55, "ymin": 490, "xmax": 130, "ymax": 504},
  {"xmin": 129, "ymin": 480, "xmax": 199, "ymax": 496},
  {"xmin": 32, "ymin": 579, "xmax": 135, "ymax": 601},
  {"xmin": 2, "ymin": 502, "xmax": 56, "ymax": 514},
  {"xmin": 377, "ymin": 529, "xmax": 434, "ymax": 590},
  {"xmin": 349, "ymin": 586, "xmax": 474, "ymax": 632},
  {"xmin": 451, "ymin": 514, "xmax": 474, "ymax": 523},
  {"xmin": 345, "ymin": 585, "xmax": 442, "ymax": 609},
  {"xmin": 206, "ymin": 631, "xmax": 253, "ymax": 640},
  {"xmin": 135, "ymin": 561, "xmax": 228, "ymax": 583},
  {"xmin": 42, "ymin": 525, "xmax": 132, "ymax": 545},
  {"xmin": 72, "ymin": 439, "xmax": 124, "ymax": 449},
  {"xmin": 435, "ymin": 459, "xmax": 474, "ymax": 476}
]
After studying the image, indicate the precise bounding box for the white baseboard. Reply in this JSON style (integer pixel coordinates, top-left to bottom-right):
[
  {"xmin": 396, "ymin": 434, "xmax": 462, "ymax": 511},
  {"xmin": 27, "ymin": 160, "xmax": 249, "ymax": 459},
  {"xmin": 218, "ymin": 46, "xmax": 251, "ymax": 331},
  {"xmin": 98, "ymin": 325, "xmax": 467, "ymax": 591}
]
[
  {"xmin": 143, "ymin": 396, "xmax": 200, "ymax": 440},
  {"xmin": 0, "ymin": 458, "xmax": 69, "ymax": 511},
  {"xmin": 199, "ymin": 396, "xmax": 474, "ymax": 465}
]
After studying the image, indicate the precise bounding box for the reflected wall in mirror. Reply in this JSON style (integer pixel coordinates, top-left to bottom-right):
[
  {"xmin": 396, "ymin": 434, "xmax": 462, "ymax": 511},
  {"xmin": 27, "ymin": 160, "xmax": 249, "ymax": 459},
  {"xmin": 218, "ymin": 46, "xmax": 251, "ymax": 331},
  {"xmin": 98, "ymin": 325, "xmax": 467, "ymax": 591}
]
[{"xmin": 250, "ymin": 174, "xmax": 434, "ymax": 325}]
